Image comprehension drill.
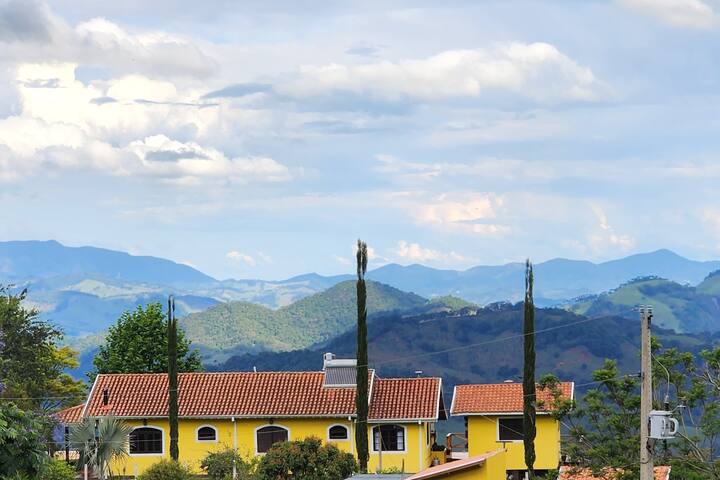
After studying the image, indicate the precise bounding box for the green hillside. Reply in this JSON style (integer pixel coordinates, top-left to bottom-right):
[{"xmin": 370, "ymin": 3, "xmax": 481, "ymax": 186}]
[
  {"xmin": 181, "ymin": 280, "xmax": 427, "ymax": 353},
  {"xmin": 217, "ymin": 304, "xmax": 716, "ymax": 388},
  {"xmin": 570, "ymin": 274, "xmax": 720, "ymax": 333}
]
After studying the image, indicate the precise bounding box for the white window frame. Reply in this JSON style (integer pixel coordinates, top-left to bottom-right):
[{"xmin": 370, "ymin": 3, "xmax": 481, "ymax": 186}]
[
  {"xmin": 327, "ymin": 424, "xmax": 350, "ymax": 442},
  {"xmin": 196, "ymin": 424, "xmax": 218, "ymax": 443},
  {"xmin": 371, "ymin": 424, "xmax": 407, "ymax": 454},
  {"xmin": 128, "ymin": 425, "xmax": 165, "ymax": 457},
  {"xmin": 496, "ymin": 416, "xmax": 524, "ymax": 443},
  {"xmin": 254, "ymin": 424, "xmax": 290, "ymax": 455}
]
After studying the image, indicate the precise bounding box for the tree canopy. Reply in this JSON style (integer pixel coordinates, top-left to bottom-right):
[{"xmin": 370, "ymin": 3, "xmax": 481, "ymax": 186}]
[
  {"xmin": 91, "ymin": 303, "xmax": 201, "ymax": 380},
  {"xmin": 0, "ymin": 286, "xmax": 84, "ymax": 410}
]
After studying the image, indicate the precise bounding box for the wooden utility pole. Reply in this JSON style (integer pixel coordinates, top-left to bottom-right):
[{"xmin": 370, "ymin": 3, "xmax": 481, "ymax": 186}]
[{"xmin": 640, "ymin": 305, "xmax": 654, "ymax": 480}]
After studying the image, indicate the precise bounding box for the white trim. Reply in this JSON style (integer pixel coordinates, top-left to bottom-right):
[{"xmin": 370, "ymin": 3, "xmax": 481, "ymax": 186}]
[
  {"xmin": 450, "ymin": 385, "xmax": 457, "ymax": 416},
  {"xmin": 371, "ymin": 424, "xmax": 407, "ymax": 454},
  {"xmin": 327, "ymin": 423, "xmax": 350, "ymax": 442},
  {"xmin": 418, "ymin": 422, "xmax": 422, "ymax": 471},
  {"xmin": 369, "ymin": 418, "xmax": 436, "ymax": 423},
  {"xmin": 435, "ymin": 379, "xmax": 443, "ymax": 421},
  {"xmin": 128, "ymin": 425, "xmax": 165, "ymax": 457},
  {"xmin": 80, "ymin": 374, "xmax": 100, "ymax": 419},
  {"xmin": 195, "ymin": 424, "xmax": 218, "ymax": 443},
  {"xmin": 368, "ymin": 370, "xmax": 375, "ymax": 408},
  {"xmin": 254, "ymin": 424, "xmax": 290, "ymax": 455},
  {"xmin": 496, "ymin": 416, "xmax": 524, "ymax": 443},
  {"xmin": 96, "ymin": 414, "xmax": 356, "ymax": 420}
]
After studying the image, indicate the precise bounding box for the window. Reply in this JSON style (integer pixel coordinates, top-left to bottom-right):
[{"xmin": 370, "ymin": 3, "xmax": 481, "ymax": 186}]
[
  {"xmin": 256, "ymin": 425, "xmax": 288, "ymax": 453},
  {"xmin": 372, "ymin": 425, "xmax": 405, "ymax": 452},
  {"xmin": 498, "ymin": 418, "xmax": 524, "ymax": 441},
  {"xmin": 197, "ymin": 426, "xmax": 217, "ymax": 442},
  {"xmin": 328, "ymin": 425, "xmax": 349, "ymax": 440},
  {"xmin": 129, "ymin": 427, "xmax": 163, "ymax": 454}
]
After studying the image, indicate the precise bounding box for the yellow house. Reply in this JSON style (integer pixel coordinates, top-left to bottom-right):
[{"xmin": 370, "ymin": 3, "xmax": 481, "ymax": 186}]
[
  {"xmin": 406, "ymin": 450, "xmax": 506, "ymax": 480},
  {"xmin": 58, "ymin": 354, "xmax": 446, "ymax": 476},
  {"xmin": 449, "ymin": 381, "xmax": 574, "ymax": 480}
]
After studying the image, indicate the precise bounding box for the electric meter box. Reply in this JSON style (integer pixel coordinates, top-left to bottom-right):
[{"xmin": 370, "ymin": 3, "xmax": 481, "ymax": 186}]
[{"xmin": 649, "ymin": 410, "xmax": 678, "ymax": 439}]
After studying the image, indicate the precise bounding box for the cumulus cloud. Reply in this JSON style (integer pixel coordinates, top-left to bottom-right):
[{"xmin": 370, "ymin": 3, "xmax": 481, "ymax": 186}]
[
  {"xmin": 617, "ymin": 0, "xmax": 719, "ymax": 29},
  {"xmin": 393, "ymin": 240, "xmax": 468, "ymax": 264},
  {"xmin": 0, "ymin": 1, "xmax": 217, "ymax": 78},
  {"xmin": 226, "ymin": 251, "xmax": 256, "ymax": 266},
  {"xmin": 587, "ymin": 205, "xmax": 635, "ymax": 254},
  {"xmin": 128, "ymin": 135, "xmax": 290, "ymax": 185},
  {"xmin": 411, "ymin": 193, "xmax": 510, "ymax": 236},
  {"xmin": 280, "ymin": 42, "xmax": 604, "ymax": 103}
]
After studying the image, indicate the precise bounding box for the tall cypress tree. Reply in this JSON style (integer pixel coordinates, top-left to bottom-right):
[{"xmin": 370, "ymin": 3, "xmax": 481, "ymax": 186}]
[
  {"xmin": 355, "ymin": 240, "xmax": 369, "ymax": 472},
  {"xmin": 523, "ymin": 260, "xmax": 537, "ymax": 479},
  {"xmin": 168, "ymin": 296, "xmax": 179, "ymax": 461}
]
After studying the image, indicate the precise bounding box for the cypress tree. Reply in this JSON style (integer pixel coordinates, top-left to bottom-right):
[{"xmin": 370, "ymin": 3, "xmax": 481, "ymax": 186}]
[
  {"xmin": 523, "ymin": 260, "xmax": 537, "ymax": 479},
  {"xmin": 168, "ymin": 296, "xmax": 179, "ymax": 461},
  {"xmin": 355, "ymin": 240, "xmax": 369, "ymax": 472}
]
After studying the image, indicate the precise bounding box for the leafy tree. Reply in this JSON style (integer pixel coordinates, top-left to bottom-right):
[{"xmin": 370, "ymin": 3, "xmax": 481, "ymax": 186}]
[
  {"xmin": 91, "ymin": 303, "xmax": 201, "ymax": 380},
  {"xmin": 523, "ymin": 259, "xmax": 537, "ymax": 478},
  {"xmin": 168, "ymin": 297, "xmax": 179, "ymax": 461},
  {"xmin": 0, "ymin": 401, "xmax": 50, "ymax": 478},
  {"xmin": 200, "ymin": 448, "xmax": 258, "ymax": 480},
  {"xmin": 355, "ymin": 240, "xmax": 369, "ymax": 472},
  {"xmin": 40, "ymin": 459, "xmax": 76, "ymax": 480},
  {"xmin": 70, "ymin": 415, "xmax": 131, "ymax": 480},
  {"xmin": 0, "ymin": 286, "xmax": 84, "ymax": 410},
  {"xmin": 256, "ymin": 437, "xmax": 356, "ymax": 480},
  {"xmin": 137, "ymin": 460, "xmax": 192, "ymax": 480}
]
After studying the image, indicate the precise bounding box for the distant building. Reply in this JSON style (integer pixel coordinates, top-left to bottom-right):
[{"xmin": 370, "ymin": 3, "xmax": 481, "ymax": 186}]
[{"xmin": 448, "ymin": 381, "xmax": 574, "ymax": 480}]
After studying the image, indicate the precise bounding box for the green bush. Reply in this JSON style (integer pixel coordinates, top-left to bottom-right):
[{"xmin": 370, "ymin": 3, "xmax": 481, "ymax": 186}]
[
  {"xmin": 201, "ymin": 448, "xmax": 257, "ymax": 480},
  {"xmin": 40, "ymin": 460, "xmax": 75, "ymax": 480},
  {"xmin": 137, "ymin": 460, "xmax": 193, "ymax": 480},
  {"xmin": 257, "ymin": 437, "xmax": 356, "ymax": 480}
]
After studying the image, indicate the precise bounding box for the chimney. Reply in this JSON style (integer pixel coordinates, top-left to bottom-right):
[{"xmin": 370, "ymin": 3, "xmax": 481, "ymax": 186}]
[
  {"xmin": 503, "ymin": 379, "xmax": 514, "ymax": 383},
  {"xmin": 415, "ymin": 370, "xmax": 423, "ymax": 377},
  {"xmin": 102, "ymin": 389, "xmax": 109, "ymax": 406}
]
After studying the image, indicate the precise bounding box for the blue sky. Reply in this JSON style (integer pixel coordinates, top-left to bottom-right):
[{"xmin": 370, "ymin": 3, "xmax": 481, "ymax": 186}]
[{"xmin": 1, "ymin": 0, "xmax": 720, "ymax": 280}]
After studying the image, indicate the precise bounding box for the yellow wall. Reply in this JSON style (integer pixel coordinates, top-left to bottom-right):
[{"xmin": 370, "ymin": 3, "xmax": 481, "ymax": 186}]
[
  {"xmin": 108, "ymin": 418, "xmax": 433, "ymax": 476},
  {"xmin": 367, "ymin": 422, "xmax": 434, "ymax": 474},
  {"xmin": 466, "ymin": 415, "xmax": 560, "ymax": 471}
]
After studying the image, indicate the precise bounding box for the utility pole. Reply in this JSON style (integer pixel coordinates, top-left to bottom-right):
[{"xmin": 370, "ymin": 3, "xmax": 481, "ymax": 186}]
[{"xmin": 640, "ymin": 305, "xmax": 654, "ymax": 480}]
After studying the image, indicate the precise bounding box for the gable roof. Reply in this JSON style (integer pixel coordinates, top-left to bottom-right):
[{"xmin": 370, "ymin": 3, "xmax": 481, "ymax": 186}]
[
  {"xmin": 79, "ymin": 371, "xmax": 443, "ymax": 422},
  {"xmin": 369, "ymin": 377, "xmax": 445, "ymax": 421},
  {"xmin": 405, "ymin": 450, "xmax": 503, "ymax": 480},
  {"xmin": 55, "ymin": 404, "xmax": 85, "ymax": 424},
  {"xmin": 558, "ymin": 466, "xmax": 671, "ymax": 480},
  {"xmin": 451, "ymin": 381, "xmax": 574, "ymax": 415}
]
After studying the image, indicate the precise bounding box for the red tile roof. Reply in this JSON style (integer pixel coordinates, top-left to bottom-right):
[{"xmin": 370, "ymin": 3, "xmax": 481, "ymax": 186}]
[
  {"xmin": 369, "ymin": 377, "xmax": 443, "ymax": 421},
  {"xmin": 55, "ymin": 404, "xmax": 85, "ymax": 424},
  {"xmin": 451, "ymin": 381, "xmax": 574, "ymax": 415},
  {"xmin": 80, "ymin": 371, "xmax": 442, "ymax": 421},
  {"xmin": 406, "ymin": 450, "xmax": 503, "ymax": 480},
  {"xmin": 559, "ymin": 466, "xmax": 671, "ymax": 480}
]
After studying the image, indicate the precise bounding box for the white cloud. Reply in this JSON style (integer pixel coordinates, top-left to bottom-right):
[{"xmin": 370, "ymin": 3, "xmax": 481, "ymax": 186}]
[
  {"xmin": 226, "ymin": 251, "xmax": 256, "ymax": 266},
  {"xmin": 412, "ymin": 193, "xmax": 510, "ymax": 236},
  {"xmin": 587, "ymin": 205, "xmax": 635, "ymax": 254},
  {"xmin": 393, "ymin": 240, "xmax": 468, "ymax": 264},
  {"xmin": 617, "ymin": 0, "xmax": 719, "ymax": 29},
  {"xmin": 281, "ymin": 42, "xmax": 604, "ymax": 103},
  {"xmin": 128, "ymin": 135, "xmax": 291, "ymax": 185}
]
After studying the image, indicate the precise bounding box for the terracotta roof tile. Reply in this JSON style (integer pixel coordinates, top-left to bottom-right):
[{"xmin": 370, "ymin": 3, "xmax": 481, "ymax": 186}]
[
  {"xmin": 55, "ymin": 404, "xmax": 84, "ymax": 424},
  {"xmin": 451, "ymin": 382, "xmax": 574, "ymax": 415},
  {"xmin": 369, "ymin": 377, "xmax": 443, "ymax": 421},
  {"xmin": 558, "ymin": 466, "xmax": 671, "ymax": 480},
  {"xmin": 81, "ymin": 371, "xmax": 442, "ymax": 421},
  {"xmin": 406, "ymin": 450, "xmax": 503, "ymax": 480}
]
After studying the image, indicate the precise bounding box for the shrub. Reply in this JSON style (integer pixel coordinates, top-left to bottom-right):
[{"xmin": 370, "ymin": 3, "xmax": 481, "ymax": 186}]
[
  {"xmin": 257, "ymin": 437, "xmax": 356, "ymax": 480},
  {"xmin": 201, "ymin": 448, "xmax": 257, "ymax": 480},
  {"xmin": 137, "ymin": 460, "xmax": 193, "ymax": 480},
  {"xmin": 40, "ymin": 460, "xmax": 75, "ymax": 480}
]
